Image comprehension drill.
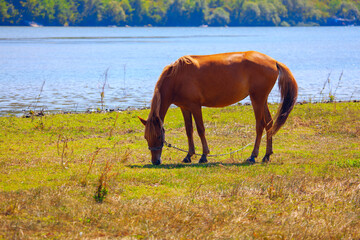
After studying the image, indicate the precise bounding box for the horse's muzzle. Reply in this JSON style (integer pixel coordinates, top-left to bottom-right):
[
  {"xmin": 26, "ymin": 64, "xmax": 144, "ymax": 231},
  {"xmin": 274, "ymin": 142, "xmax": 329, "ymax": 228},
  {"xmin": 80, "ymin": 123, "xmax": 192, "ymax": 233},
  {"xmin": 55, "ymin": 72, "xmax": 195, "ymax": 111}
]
[
  {"xmin": 150, "ymin": 148, "xmax": 162, "ymax": 165},
  {"xmin": 152, "ymin": 158, "xmax": 162, "ymax": 165}
]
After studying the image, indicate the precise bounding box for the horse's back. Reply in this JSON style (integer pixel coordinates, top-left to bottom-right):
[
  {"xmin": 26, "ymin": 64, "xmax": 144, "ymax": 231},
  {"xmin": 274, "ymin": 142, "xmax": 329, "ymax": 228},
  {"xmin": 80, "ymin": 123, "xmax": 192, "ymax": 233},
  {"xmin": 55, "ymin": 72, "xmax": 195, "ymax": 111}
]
[
  {"xmin": 172, "ymin": 51, "xmax": 279, "ymax": 108},
  {"xmin": 190, "ymin": 51, "xmax": 276, "ymax": 66},
  {"xmin": 187, "ymin": 51, "xmax": 278, "ymax": 83}
]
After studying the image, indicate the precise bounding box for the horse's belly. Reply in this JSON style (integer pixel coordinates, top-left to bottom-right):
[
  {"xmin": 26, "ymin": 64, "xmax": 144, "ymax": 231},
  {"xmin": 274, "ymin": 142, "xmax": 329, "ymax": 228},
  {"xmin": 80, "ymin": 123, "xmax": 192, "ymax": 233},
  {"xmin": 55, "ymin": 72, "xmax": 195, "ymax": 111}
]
[{"xmin": 201, "ymin": 85, "xmax": 249, "ymax": 107}]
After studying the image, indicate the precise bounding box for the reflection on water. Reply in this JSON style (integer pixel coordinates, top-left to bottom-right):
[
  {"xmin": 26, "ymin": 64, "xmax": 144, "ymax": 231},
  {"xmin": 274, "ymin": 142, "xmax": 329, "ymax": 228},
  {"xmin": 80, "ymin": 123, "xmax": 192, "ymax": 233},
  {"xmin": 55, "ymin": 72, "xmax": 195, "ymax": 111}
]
[{"xmin": 0, "ymin": 27, "xmax": 359, "ymax": 116}]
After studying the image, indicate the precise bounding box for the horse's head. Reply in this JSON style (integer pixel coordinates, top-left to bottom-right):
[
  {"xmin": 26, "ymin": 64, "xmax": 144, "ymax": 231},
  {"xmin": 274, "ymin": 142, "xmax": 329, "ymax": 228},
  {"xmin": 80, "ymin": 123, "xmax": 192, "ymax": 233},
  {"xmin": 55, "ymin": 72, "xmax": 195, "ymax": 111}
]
[{"xmin": 139, "ymin": 115, "xmax": 165, "ymax": 165}]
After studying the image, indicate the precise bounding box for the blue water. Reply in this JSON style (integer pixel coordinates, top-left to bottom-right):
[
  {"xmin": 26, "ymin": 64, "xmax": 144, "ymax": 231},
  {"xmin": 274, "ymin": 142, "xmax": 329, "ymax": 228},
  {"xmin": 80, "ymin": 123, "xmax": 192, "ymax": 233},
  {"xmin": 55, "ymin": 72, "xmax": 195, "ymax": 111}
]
[{"xmin": 0, "ymin": 26, "xmax": 359, "ymax": 115}]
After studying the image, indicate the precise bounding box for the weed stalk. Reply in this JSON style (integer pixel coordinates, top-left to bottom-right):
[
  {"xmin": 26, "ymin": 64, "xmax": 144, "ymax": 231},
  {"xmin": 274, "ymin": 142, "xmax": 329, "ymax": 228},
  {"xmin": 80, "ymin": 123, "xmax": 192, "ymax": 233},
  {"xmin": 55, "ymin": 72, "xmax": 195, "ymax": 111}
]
[
  {"xmin": 100, "ymin": 68, "xmax": 109, "ymax": 112},
  {"xmin": 81, "ymin": 148, "xmax": 101, "ymax": 186},
  {"xmin": 108, "ymin": 112, "xmax": 120, "ymax": 140},
  {"xmin": 33, "ymin": 80, "xmax": 46, "ymax": 114},
  {"xmin": 57, "ymin": 135, "xmax": 72, "ymax": 169}
]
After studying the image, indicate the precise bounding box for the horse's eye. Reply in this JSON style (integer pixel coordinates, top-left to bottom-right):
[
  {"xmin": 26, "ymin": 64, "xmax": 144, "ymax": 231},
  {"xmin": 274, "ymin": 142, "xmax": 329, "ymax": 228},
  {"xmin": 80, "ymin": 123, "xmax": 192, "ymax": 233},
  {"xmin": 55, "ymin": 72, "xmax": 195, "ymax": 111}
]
[{"xmin": 158, "ymin": 136, "xmax": 161, "ymax": 140}]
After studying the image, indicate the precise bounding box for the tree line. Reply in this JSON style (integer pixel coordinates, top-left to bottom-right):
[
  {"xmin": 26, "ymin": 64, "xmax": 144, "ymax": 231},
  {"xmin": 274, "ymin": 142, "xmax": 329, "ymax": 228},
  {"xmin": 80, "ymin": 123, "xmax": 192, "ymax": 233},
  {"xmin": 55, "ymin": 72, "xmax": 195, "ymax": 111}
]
[{"xmin": 1, "ymin": 0, "xmax": 359, "ymax": 26}]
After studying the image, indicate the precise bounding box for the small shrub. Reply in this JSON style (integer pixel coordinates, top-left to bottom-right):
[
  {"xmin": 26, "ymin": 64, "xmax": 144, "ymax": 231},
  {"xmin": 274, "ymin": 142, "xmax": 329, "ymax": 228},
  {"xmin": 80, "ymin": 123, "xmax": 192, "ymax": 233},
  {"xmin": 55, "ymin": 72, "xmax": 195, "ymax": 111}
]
[
  {"xmin": 94, "ymin": 184, "xmax": 108, "ymax": 203},
  {"xmin": 94, "ymin": 158, "xmax": 117, "ymax": 203}
]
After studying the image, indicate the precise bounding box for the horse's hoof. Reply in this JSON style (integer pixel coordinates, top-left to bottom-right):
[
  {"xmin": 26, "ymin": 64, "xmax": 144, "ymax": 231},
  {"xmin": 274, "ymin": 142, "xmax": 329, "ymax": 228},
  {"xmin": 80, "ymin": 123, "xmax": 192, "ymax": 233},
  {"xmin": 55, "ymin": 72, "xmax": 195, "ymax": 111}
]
[
  {"xmin": 199, "ymin": 154, "xmax": 208, "ymax": 163},
  {"xmin": 246, "ymin": 156, "xmax": 256, "ymax": 164},
  {"xmin": 262, "ymin": 155, "xmax": 270, "ymax": 163},
  {"xmin": 182, "ymin": 154, "xmax": 191, "ymax": 163}
]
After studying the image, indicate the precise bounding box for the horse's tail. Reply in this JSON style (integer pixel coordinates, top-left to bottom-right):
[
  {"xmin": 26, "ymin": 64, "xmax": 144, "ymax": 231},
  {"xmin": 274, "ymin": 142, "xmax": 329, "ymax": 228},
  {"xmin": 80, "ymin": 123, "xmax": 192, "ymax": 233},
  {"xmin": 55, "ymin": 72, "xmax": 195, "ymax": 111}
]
[{"xmin": 270, "ymin": 62, "xmax": 298, "ymax": 137}]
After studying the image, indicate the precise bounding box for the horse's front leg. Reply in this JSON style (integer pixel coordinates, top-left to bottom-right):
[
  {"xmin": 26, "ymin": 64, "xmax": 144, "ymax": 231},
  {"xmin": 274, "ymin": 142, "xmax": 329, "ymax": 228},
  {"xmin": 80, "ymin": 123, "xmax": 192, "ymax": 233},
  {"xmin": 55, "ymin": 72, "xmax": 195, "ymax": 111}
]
[
  {"xmin": 191, "ymin": 106, "xmax": 209, "ymax": 163},
  {"xmin": 180, "ymin": 108, "xmax": 195, "ymax": 163}
]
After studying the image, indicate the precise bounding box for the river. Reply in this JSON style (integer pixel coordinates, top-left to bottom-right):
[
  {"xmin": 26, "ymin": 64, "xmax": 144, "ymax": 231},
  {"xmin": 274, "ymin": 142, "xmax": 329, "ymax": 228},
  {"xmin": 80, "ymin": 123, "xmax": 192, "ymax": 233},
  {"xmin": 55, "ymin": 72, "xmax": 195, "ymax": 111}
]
[{"xmin": 0, "ymin": 26, "xmax": 359, "ymax": 115}]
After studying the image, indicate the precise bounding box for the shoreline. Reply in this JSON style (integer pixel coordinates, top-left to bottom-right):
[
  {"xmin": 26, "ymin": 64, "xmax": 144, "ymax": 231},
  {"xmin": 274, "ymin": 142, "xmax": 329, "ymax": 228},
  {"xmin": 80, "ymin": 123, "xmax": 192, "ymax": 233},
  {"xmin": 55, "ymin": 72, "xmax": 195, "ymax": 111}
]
[{"xmin": 1, "ymin": 99, "xmax": 358, "ymax": 118}]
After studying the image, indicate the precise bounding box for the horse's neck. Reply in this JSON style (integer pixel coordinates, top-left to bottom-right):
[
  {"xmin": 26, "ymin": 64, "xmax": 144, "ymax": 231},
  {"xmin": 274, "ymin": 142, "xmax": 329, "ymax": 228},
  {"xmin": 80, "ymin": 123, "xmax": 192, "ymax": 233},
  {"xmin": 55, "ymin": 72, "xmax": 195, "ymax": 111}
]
[
  {"xmin": 159, "ymin": 91, "xmax": 171, "ymax": 122},
  {"xmin": 152, "ymin": 66, "xmax": 177, "ymax": 122},
  {"xmin": 150, "ymin": 87, "xmax": 171, "ymax": 123}
]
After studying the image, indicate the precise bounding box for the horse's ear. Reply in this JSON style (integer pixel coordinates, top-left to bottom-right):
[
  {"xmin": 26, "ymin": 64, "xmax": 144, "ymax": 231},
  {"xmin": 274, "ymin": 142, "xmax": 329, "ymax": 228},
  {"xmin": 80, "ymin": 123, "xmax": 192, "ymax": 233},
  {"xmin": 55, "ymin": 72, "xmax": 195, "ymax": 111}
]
[{"xmin": 138, "ymin": 116, "xmax": 147, "ymax": 126}]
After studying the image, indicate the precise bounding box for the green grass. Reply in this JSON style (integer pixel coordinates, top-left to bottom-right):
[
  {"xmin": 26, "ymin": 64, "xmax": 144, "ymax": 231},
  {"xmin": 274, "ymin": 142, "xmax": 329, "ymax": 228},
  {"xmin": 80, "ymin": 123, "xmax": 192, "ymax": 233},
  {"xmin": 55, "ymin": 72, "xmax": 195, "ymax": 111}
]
[{"xmin": 0, "ymin": 102, "xmax": 359, "ymax": 239}]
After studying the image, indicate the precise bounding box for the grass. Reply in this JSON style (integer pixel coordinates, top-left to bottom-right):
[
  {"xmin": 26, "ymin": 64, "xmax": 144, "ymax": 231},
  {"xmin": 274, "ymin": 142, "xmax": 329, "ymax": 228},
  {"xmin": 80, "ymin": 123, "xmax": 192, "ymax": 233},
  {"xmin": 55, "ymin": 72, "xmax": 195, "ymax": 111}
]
[{"xmin": 0, "ymin": 102, "xmax": 359, "ymax": 239}]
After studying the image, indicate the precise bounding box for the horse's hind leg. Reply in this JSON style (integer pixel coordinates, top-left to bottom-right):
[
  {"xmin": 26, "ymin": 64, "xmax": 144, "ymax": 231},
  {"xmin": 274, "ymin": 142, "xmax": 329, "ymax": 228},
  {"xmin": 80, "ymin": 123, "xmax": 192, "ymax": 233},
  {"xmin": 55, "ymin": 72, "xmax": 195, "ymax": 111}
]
[
  {"xmin": 262, "ymin": 103, "xmax": 273, "ymax": 163},
  {"xmin": 247, "ymin": 97, "xmax": 266, "ymax": 163},
  {"xmin": 191, "ymin": 106, "xmax": 209, "ymax": 163},
  {"xmin": 180, "ymin": 108, "xmax": 195, "ymax": 163}
]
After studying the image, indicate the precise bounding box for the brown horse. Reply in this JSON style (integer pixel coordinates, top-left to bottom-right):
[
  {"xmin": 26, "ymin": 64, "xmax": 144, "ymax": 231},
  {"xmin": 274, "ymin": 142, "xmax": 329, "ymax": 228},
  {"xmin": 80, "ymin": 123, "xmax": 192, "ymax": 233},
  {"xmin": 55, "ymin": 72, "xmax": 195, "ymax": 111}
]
[{"xmin": 138, "ymin": 51, "xmax": 298, "ymax": 165}]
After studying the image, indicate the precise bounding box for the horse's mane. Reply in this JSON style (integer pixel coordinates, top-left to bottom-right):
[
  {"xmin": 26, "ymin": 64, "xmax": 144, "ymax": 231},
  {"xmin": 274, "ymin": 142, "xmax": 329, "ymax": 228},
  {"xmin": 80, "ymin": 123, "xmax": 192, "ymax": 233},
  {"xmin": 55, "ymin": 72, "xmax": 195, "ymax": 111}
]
[
  {"xmin": 167, "ymin": 56, "xmax": 195, "ymax": 77},
  {"xmin": 150, "ymin": 56, "xmax": 197, "ymax": 118},
  {"xmin": 155, "ymin": 56, "xmax": 196, "ymax": 90}
]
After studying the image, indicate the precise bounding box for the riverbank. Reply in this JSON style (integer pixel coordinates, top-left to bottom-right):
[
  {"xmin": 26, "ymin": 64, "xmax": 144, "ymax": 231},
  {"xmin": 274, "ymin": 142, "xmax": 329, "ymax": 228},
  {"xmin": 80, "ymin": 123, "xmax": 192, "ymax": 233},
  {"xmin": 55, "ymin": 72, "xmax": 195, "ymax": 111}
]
[
  {"xmin": 0, "ymin": 102, "xmax": 359, "ymax": 238},
  {"xmin": 5, "ymin": 99, "xmax": 359, "ymax": 118}
]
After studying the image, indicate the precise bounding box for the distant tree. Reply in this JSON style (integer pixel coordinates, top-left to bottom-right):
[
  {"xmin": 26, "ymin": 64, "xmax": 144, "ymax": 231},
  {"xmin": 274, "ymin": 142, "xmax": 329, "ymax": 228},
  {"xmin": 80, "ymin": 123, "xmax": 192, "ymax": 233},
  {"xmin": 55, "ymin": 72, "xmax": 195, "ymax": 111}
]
[
  {"xmin": 130, "ymin": 0, "xmax": 144, "ymax": 25},
  {"xmin": 188, "ymin": 0, "xmax": 208, "ymax": 26},
  {"xmin": 258, "ymin": 1, "xmax": 281, "ymax": 26},
  {"xmin": 281, "ymin": 0, "xmax": 321, "ymax": 25},
  {"xmin": 140, "ymin": 1, "xmax": 166, "ymax": 26},
  {"xmin": 208, "ymin": 0, "xmax": 225, "ymax": 9},
  {"xmin": 239, "ymin": 1, "xmax": 261, "ymax": 25},
  {"xmin": 228, "ymin": 0, "xmax": 244, "ymax": 26},
  {"xmin": 77, "ymin": 0, "xmax": 104, "ymax": 25},
  {"xmin": 102, "ymin": 0, "xmax": 126, "ymax": 25},
  {"xmin": 329, "ymin": 0, "xmax": 341, "ymax": 16},
  {"xmin": 20, "ymin": 0, "xmax": 43, "ymax": 23},
  {"xmin": 37, "ymin": 0, "xmax": 55, "ymax": 25},
  {"xmin": 0, "ymin": 0, "xmax": 11, "ymax": 22},
  {"xmin": 208, "ymin": 7, "xmax": 230, "ymax": 26},
  {"xmin": 337, "ymin": 2, "xmax": 359, "ymax": 19},
  {"xmin": 166, "ymin": 0, "xmax": 187, "ymax": 26},
  {"xmin": 120, "ymin": 0, "xmax": 132, "ymax": 15}
]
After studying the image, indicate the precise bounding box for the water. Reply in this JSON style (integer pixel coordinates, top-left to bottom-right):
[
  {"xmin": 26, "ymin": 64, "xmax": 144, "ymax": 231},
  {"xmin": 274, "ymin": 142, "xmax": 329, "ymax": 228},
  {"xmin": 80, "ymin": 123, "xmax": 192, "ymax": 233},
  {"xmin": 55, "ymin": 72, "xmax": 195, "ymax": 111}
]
[{"xmin": 0, "ymin": 26, "xmax": 359, "ymax": 115}]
